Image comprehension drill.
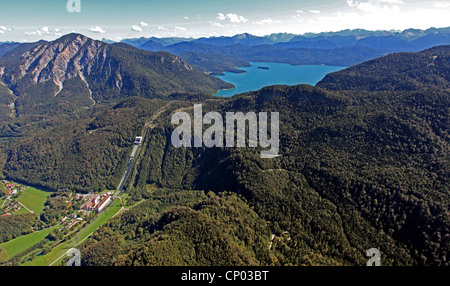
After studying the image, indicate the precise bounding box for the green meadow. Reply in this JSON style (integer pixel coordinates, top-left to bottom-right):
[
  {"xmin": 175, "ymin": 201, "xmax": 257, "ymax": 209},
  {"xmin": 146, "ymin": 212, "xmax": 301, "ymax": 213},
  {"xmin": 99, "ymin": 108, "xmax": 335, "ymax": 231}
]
[
  {"xmin": 0, "ymin": 225, "xmax": 59, "ymax": 262},
  {"xmin": 16, "ymin": 187, "xmax": 52, "ymax": 215},
  {"xmin": 23, "ymin": 197, "xmax": 122, "ymax": 266}
]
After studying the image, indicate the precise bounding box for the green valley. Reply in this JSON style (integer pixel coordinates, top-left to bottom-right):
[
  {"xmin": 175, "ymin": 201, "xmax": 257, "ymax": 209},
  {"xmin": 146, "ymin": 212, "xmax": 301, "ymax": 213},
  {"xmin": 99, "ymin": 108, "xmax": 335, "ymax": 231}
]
[{"xmin": 0, "ymin": 33, "xmax": 448, "ymax": 266}]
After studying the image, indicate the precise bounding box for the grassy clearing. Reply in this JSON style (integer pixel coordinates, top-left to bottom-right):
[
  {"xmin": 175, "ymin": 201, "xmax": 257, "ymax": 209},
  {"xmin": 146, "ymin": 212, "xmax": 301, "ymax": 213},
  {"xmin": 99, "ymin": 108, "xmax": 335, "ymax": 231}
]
[
  {"xmin": 0, "ymin": 245, "xmax": 9, "ymax": 262},
  {"xmin": 0, "ymin": 182, "xmax": 7, "ymax": 195},
  {"xmin": 73, "ymin": 198, "xmax": 122, "ymax": 243},
  {"xmin": 0, "ymin": 225, "xmax": 59, "ymax": 260},
  {"xmin": 23, "ymin": 198, "xmax": 122, "ymax": 266},
  {"xmin": 16, "ymin": 187, "xmax": 52, "ymax": 215}
]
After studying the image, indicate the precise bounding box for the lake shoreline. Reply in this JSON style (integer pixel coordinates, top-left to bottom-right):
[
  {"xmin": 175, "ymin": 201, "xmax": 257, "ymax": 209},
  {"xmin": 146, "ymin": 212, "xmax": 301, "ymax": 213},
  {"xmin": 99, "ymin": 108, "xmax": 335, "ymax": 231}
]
[{"xmin": 214, "ymin": 62, "xmax": 345, "ymax": 97}]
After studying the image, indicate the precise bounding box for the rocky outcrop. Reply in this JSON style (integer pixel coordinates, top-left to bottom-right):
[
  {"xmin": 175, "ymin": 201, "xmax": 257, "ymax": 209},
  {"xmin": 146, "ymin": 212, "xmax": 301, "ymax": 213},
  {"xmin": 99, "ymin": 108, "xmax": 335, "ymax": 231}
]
[
  {"xmin": 17, "ymin": 34, "xmax": 109, "ymax": 90},
  {"xmin": 0, "ymin": 33, "xmax": 232, "ymax": 102}
]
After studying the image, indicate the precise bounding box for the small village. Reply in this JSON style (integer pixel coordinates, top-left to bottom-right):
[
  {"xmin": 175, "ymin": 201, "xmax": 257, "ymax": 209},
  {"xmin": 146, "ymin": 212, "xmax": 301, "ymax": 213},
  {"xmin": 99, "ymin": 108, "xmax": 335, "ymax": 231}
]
[
  {"xmin": 0, "ymin": 181, "xmax": 29, "ymax": 216},
  {"xmin": 59, "ymin": 191, "xmax": 114, "ymax": 230},
  {"xmin": 1, "ymin": 180, "xmax": 115, "ymax": 231}
]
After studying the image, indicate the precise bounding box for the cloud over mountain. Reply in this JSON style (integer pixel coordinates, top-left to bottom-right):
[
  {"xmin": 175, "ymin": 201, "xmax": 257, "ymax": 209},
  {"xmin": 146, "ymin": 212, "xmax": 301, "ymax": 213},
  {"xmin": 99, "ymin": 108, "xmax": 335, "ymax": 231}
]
[
  {"xmin": 88, "ymin": 26, "xmax": 105, "ymax": 34},
  {"xmin": 217, "ymin": 13, "xmax": 248, "ymax": 23}
]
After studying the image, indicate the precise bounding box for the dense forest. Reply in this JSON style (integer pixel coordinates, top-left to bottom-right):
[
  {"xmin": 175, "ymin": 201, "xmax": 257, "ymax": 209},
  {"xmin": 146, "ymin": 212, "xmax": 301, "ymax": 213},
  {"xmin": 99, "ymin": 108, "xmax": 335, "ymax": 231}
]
[
  {"xmin": 0, "ymin": 214, "xmax": 35, "ymax": 243},
  {"xmin": 81, "ymin": 47, "xmax": 449, "ymax": 266},
  {"xmin": 97, "ymin": 84, "xmax": 447, "ymax": 266},
  {"xmin": 3, "ymin": 97, "xmax": 168, "ymax": 192},
  {"xmin": 178, "ymin": 52, "xmax": 251, "ymax": 75},
  {"xmin": 318, "ymin": 46, "xmax": 450, "ymax": 91},
  {"xmin": 161, "ymin": 42, "xmax": 387, "ymax": 68},
  {"xmin": 0, "ymin": 38, "xmax": 448, "ymax": 266}
]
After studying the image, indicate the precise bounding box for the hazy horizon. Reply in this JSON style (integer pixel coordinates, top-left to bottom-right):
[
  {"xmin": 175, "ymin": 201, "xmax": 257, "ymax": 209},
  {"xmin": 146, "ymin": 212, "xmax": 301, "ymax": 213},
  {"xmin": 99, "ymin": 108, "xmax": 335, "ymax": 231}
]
[{"xmin": 1, "ymin": 0, "xmax": 449, "ymax": 42}]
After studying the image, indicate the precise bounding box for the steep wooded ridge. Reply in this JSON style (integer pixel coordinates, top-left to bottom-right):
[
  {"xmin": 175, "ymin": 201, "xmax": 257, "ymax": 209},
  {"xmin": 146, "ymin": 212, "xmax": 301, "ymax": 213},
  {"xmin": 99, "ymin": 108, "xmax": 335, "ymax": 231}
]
[
  {"xmin": 0, "ymin": 34, "xmax": 232, "ymax": 117},
  {"xmin": 318, "ymin": 45, "xmax": 450, "ymax": 91},
  {"xmin": 0, "ymin": 34, "xmax": 232, "ymax": 147},
  {"xmin": 0, "ymin": 41, "xmax": 448, "ymax": 266}
]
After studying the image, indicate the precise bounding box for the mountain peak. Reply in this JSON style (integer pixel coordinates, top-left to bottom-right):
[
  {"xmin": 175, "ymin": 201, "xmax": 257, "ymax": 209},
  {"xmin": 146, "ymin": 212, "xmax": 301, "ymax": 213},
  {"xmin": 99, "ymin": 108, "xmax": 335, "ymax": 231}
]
[
  {"xmin": 53, "ymin": 33, "xmax": 91, "ymax": 44},
  {"xmin": 0, "ymin": 33, "xmax": 231, "ymax": 103},
  {"xmin": 0, "ymin": 33, "xmax": 109, "ymax": 91},
  {"xmin": 233, "ymin": 33, "xmax": 253, "ymax": 39}
]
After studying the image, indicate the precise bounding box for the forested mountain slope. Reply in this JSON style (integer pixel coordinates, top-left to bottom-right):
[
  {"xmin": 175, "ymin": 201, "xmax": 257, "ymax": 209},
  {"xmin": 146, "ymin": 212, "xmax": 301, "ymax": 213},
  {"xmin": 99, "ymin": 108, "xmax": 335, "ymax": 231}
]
[
  {"xmin": 318, "ymin": 45, "xmax": 450, "ymax": 91},
  {"xmin": 79, "ymin": 48, "xmax": 449, "ymax": 266},
  {"xmin": 0, "ymin": 33, "xmax": 232, "ymax": 122},
  {"xmin": 0, "ymin": 44, "xmax": 448, "ymax": 266}
]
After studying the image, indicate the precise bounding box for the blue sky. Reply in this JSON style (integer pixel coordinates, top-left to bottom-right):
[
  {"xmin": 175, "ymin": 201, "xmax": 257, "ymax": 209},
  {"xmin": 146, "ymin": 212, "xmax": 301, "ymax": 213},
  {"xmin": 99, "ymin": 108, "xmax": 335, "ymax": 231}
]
[{"xmin": 1, "ymin": 0, "xmax": 449, "ymax": 42}]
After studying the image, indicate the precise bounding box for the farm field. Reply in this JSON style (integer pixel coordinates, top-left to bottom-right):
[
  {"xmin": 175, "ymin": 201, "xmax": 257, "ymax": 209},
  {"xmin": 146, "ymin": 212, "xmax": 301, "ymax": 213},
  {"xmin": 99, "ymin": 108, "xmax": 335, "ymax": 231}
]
[
  {"xmin": 22, "ymin": 197, "xmax": 122, "ymax": 266},
  {"xmin": 16, "ymin": 187, "xmax": 52, "ymax": 215},
  {"xmin": 0, "ymin": 225, "xmax": 60, "ymax": 262}
]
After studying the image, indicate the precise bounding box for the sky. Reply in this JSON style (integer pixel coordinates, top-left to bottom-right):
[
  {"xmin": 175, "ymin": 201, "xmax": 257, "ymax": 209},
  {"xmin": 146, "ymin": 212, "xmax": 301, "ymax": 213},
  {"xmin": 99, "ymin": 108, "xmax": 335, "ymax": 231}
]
[{"xmin": 0, "ymin": 0, "xmax": 449, "ymax": 42}]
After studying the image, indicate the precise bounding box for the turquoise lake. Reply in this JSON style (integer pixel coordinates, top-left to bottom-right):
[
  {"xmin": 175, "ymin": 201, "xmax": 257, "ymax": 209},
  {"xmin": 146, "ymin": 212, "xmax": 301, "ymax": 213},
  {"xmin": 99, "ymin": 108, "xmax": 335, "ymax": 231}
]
[{"xmin": 214, "ymin": 62, "xmax": 346, "ymax": 97}]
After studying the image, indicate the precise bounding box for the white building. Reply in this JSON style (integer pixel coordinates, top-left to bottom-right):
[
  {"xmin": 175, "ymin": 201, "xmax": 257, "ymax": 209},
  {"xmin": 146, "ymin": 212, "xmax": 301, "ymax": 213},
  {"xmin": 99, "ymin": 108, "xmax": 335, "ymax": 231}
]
[{"xmin": 95, "ymin": 195, "xmax": 111, "ymax": 213}]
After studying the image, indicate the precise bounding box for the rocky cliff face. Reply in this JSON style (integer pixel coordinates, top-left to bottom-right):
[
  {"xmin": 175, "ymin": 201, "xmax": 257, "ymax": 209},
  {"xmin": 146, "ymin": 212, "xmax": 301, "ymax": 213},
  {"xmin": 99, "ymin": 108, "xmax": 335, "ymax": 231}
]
[
  {"xmin": 0, "ymin": 33, "xmax": 230, "ymax": 103},
  {"xmin": 2, "ymin": 34, "xmax": 110, "ymax": 94}
]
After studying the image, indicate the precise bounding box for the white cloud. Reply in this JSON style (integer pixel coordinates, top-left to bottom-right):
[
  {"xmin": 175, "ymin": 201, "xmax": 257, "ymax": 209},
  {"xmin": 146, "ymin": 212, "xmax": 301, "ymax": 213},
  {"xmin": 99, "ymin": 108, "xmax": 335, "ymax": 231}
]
[
  {"xmin": 296, "ymin": 10, "xmax": 305, "ymax": 13},
  {"xmin": 253, "ymin": 18, "xmax": 282, "ymax": 25},
  {"xmin": 217, "ymin": 13, "xmax": 248, "ymax": 23},
  {"xmin": 24, "ymin": 26, "xmax": 61, "ymax": 36},
  {"xmin": 26, "ymin": 27, "xmax": 50, "ymax": 35},
  {"xmin": 131, "ymin": 25, "xmax": 142, "ymax": 32},
  {"xmin": 288, "ymin": 2, "xmax": 450, "ymax": 35},
  {"xmin": 0, "ymin": 26, "xmax": 12, "ymax": 32},
  {"xmin": 211, "ymin": 22, "xmax": 226, "ymax": 28},
  {"xmin": 184, "ymin": 16, "xmax": 190, "ymax": 20},
  {"xmin": 433, "ymin": 1, "xmax": 450, "ymax": 8},
  {"xmin": 227, "ymin": 13, "xmax": 249, "ymax": 23},
  {"xmin": 175, "ymin": 26, "xmax": 187, "ymax": 31},
  {"xmin": 309, "ymin": 10, "xmax": 321, "ymax": 14},
  {"xmin": 157, "ymin": 25, "xmax": 167, "ymax": 31},
  {"xmin": 347, "ymin": 0, "xmax": 357, "ymax": 7},
  {"xmin": 217, "ymin": 13, "xmax": 226, "ymax": 21},
  {"xmin": 88, "ymin": 26, "xmax": 105, "ymax": 33},
  {"xmin": 347, "ymin": 0, "xmax": 404, "ymax": 13},
  {"xmin": 0, "ymin": 26, "xmax": 12, "ymax": 34},
  {"xmin": 380, "ymin": 0, "xmax": 404, "ymax": 3},
  {"xmin": 131, "ymin": 21, "xmax": 148, "ymax": 32}
]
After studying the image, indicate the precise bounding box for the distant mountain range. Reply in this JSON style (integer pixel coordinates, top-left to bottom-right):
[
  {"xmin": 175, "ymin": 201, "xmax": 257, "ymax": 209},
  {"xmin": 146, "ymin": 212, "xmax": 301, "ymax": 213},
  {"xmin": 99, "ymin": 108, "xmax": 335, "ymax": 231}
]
[
  {"xmin": 117, "ymin": 27, "xmax": 450, "ymax": 49},
  {"xmin": 4, "ymin": 27, "xmax": 449, "ymax": 76},
  {"xmin": 107, "ymin": 27, "xmax": 450, "ymax": 75},
  {"xmin": 0, "ymin": 42, "xmax": 21, "ymax": 57}
]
